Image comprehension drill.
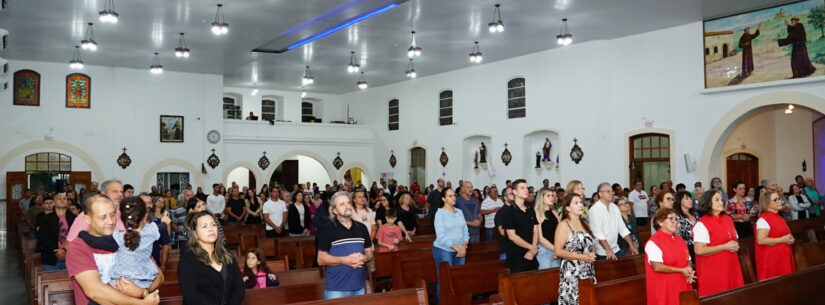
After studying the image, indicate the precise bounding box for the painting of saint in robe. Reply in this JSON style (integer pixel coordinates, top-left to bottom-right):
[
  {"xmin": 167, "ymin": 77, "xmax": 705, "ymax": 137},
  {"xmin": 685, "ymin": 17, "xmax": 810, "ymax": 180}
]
[
  {"xmin": 160, "ymin": 115, "xmax": 184, "ymax": 142},
  {"xmin": 777, "ymin": 17, "xmax": 817, "ymax": 78}
]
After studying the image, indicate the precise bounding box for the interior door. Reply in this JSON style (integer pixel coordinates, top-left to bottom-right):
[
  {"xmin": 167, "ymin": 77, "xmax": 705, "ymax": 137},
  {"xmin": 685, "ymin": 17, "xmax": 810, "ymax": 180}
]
[
  {"xmin": 6, "ymin": 171, "xmax": 27, "ymax": 232},
  {"xmin": 726, "ymin": 154, "xmax": 759, "ymax": 190},
  {"xmin": 248, "ymin": 170, "xmax": 257, "ymax": 191},
  {"xmin": 70, "ymin": 171, "xmax": 92, "ymax": 193},
  {"xmin": 282, "ymin": 160, "xmax": 299, "ymax": 190}
]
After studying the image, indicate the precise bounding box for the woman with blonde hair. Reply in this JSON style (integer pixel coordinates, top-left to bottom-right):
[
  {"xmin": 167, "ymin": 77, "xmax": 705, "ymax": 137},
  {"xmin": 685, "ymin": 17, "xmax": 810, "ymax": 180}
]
[
  {"xmin": 754, "ymin": 189, "xmax": 795, "ymax": 280},
  {"xmin": 535, "ymin": 187, "xmax": 560, "ymax": 269},
  {"xmin": 564, "ymin": 180, "xmax": 588, "ymax": 216}
]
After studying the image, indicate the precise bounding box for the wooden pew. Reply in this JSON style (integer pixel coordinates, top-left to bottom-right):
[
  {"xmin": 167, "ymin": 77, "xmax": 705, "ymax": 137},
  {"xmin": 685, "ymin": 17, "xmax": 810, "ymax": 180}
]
[
  {"xmin": 793, "ymin": 240, "xmax": 825, "ymax": 270},
  {"xmin": 373, "ymin": 248, "xmax": 431, "ymax": 291},
  {"xmin": 438, "ymin": 259, "xmax": 506, "ymax": 305},
  {"xmin": 274, "ymin": 268, "xmax": 324, "ymax": 285},
  {"xmin": 593, "ymin": 255, "xmax": 645, "ymax": 282},
  {"xmin": 160, "ymin": 282, "xmax": 326, "ymax": 305},
  {"xmin": 465, "ymin": 248, "xmax": 501, "ymax": 263},
  {"xmin": 737, "ymin": 248, "xmax": 757, "ymax": 284},
  {"xmin": 266, "ymin": 255, "xmax": 290, "ymax": 272},
  {"xmin": 497, "ymin": 268, "xmax": 561, "ymax": 305},
  {"xmin": 258, "ymin": 236, "xmax": 277, "ymax": 258},
  {"xmin": 276, "ymin": 236, "xmax": 316, "ymax": 269},
  {"xmin": 40, "ymin": 278, "xmax": 73, "ymax": 305},
  {"xmin": 786, "ymin": 216, "xmax": 825, "ymax": 242},
  {"xmin": 289, "ymin": 280, "xmax": 429, "ymax": 305},
  {"xmin": 579, "ymin": 274, "xmax": 647, "ymax": 305},
  {"xmin": 679, "ymin": 264, "xmax": 825, "ymax": 305},
  {"xmin": 36, "ymin": 270, "xmax": 68, "ymax": 305},
  {"xmin": 391, "ymin": 246, "xmax": 502, "ymax": 291}
]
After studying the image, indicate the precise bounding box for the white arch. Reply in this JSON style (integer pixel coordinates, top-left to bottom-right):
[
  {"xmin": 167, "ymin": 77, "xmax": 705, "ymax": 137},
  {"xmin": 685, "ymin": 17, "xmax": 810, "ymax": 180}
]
[
  {"xmin": 0, "ymin": 140, "xmax": 105, "ymax": 181},
  {"xmin": 141, "ymin": 159, "xmax": 202, "ymax": 192},
  {"xmin": 340, "ymin": 162, "xmax": 373, "ymax": 186},
  {"xmin": 699, "ymin": 91, "xmax": 825, "ymax": 183},
  {"xmin": 264, "ymin": 150, "xmax": 336, "ymax": 186},
  {"xmin": 222, "ymin": 161, "xmax": 264, "ymax": 190},
  {"xmin": 624, "ymin": 127, "xmax": 676, "ymax": 186}
]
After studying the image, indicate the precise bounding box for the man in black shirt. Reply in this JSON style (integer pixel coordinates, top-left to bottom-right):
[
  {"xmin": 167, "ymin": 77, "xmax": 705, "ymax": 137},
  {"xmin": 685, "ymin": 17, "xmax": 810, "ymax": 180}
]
[
  {"xmin": 225, "ymin": 188, "xmax": 247, "ymax": 225},
  {"xmin": 498, "ymin": 179, "xmax": 539, "ymax": 273},
  {"xmin": 494, "ymin": 186, "xmax": 514, "ymax": 260},
  {"xmin": 427, "ymin": 178, "xmax": 446, "ymax": 222}
]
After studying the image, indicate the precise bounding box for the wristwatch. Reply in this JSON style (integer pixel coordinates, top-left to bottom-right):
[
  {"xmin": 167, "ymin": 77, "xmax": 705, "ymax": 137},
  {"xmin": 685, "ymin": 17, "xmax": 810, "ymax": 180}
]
[{"xmin": 142, "ymin": 289, "xmax": 149, "ymax": 298}]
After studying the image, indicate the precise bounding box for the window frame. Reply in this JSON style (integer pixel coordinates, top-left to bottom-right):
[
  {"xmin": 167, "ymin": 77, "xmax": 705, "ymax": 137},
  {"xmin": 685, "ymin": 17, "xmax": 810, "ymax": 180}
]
[
  {"xmin": 261, "ymin": 98, "xmax": 277, "ymax": 121},
  {"xmin": 388, "ymin": 99, "xmax": 399, "ymax": 131},
  {"xmin": 507, "ymin": 77, "xmax": 526, "ymax": 119},
  {"xmin": 438, "ymin": 90, "xmax": 453, "ymax": 126}
]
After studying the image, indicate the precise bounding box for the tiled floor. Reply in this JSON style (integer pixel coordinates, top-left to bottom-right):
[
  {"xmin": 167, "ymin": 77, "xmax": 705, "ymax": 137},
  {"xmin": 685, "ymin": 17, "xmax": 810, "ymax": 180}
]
[{"xmin": 0, "ymin": 231, "xmax": 29, "ymax": 304}]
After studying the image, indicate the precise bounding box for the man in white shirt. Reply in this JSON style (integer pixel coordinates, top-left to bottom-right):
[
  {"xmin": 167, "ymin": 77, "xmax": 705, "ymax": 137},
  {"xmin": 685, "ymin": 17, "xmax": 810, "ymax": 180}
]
[
  {"xmin": 480, "ymin": 186, "xmax": 504, "ymax": 242},
  {"xmin": 627, "ymin": 180, "xmax": 649, "ymax": 227},
  {"xmin": 263, "ymin": 188, "xmax": 288, "ymax": 237},
  {"xmin": 589, "ymin": 182, "xmax": 639, "ymax": 260},
  {"xmin": 206, "ymin": 183, "xmax": 226, "ymax": 220}
]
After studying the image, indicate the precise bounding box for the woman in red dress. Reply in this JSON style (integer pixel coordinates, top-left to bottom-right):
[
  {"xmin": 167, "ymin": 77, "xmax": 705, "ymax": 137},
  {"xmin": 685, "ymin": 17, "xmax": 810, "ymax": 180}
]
[
  {"xmin": 645, "ymin": 207, "xmax": 695, "ymax": 305},
  {"xmin": 692, "ymin": 190, "xmax": 744, "ymax": 296},
  {"xmin": 755, "ymin": 189, "xmax": 796, "ymax": 280}
]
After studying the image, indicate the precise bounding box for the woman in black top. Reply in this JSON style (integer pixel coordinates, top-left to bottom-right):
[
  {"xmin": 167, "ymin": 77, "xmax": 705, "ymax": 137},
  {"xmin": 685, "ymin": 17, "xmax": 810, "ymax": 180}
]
[
  {"xmin": 178, "ymin": 211, "xmax": 245, "ymax": 305},
  {"xmin": 535, "ymin": 188, "xmax": 560, "ymax": 269},
  {"xmin": 287, "ymin": 192, "xmax": 312, "ymax": 236},
  {"xmin": 375, "ymin": 195, "xmax": 393, "ymax": 225},
  {"xmin": 244, "ymin": 189, "xmax": 262, "ymax": 225},
  {"xmin": 397, "ymin": 193, "xmax": 418, "ymax": 237}
]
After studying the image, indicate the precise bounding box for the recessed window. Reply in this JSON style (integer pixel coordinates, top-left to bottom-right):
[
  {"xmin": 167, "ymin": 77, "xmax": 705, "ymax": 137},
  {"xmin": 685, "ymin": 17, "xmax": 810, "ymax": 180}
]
[
  {"xmin": 629, "ymin": 133, "xmax": 671, "ymax": 190},
  {"xmin": 388, "ymin": 99, "xmax": 399, "ymax": 131},
  {"xmin": 262, "ymin": 99, "xmax": 276, "ymax": 121},
  {"xmin": 302, "ymin": 101, "xmax": 315, "ymax": 122},
  {"xmin": 439, "ymin": 90, "xmax": 453, "ymax": 126},
  {"xmin": 223, "ymin": 97, "xmax": 240, "ymax": 119},
  {"xmin": 507, "ymin": 78, "xmax": 526, "ymax": 119}
]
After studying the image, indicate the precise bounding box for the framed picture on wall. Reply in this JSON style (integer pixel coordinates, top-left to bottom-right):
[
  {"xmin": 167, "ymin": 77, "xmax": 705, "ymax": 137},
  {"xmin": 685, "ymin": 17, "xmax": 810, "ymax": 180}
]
[
  {"xmin": 13, "ymin": 69, "xmax": 40, "ymax": 106},
  {"xmin": 66, "ymin": 73, "xmax": 91, "ymax": 108},
  {"xmin": 703, "ymin": 0, "xmax": 825, "ymax": 88},
  {"xmin": 160, "ymin": 115, "xmax": 184, "ymax": 143}
]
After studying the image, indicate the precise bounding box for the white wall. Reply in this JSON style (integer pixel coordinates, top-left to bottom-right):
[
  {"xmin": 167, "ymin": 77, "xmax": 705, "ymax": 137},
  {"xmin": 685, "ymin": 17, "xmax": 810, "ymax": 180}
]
[
  {"xmin": 296, "ymin": 155, "xmax": 331, "ymax": 187},
  {"xmin": 223, "ymin": 87, "xmax": 346, "ymax": 123},
  {"xmin": 0, "ymin": 60, "xmax": 224, "ymax": 198},
  {"xmin": 342, "ymin": 22, "xmax": 825, "ymax": 190},
  {"xmin": 226, "ymin": 167, "xmax": 250, "ymax": 189}
]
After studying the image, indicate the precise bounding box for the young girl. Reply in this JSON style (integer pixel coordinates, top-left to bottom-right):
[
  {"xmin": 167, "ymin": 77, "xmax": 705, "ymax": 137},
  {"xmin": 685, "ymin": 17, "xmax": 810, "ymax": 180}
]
[
  {"xmin": 242, "ymin": 248, "xmax": 279, "ymax": 289},
  {"xmin": 109, "ymin": 197, "xmax": 161, "ymax": 288}
]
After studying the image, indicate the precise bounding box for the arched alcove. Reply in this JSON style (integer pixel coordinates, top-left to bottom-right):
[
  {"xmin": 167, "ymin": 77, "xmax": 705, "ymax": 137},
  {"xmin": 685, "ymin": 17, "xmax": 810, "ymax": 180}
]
[
  {"xmin": 223, "ymin": 161, "xmax": 263, "ymax": 191},
  {"xmin": 267, "ymin": 153, "xmax": 333, "ymax": 189},
  {"xmin": 341, "ymin": 162, "xmax": 373, "ymax": 187},
  {"xmin": 522, "ymin": 129, "xmax": 560, "ymax": 187},
  {"xmin": 462, "ymin": 134, "xmax": 493, "ymax": 187}
]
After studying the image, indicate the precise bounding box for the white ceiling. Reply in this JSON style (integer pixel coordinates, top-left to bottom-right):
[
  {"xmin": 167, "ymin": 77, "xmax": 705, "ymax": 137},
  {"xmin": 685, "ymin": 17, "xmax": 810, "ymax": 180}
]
[{"xmin": 0, "ymin": 0, "xmax": 786, "ymax": 94}]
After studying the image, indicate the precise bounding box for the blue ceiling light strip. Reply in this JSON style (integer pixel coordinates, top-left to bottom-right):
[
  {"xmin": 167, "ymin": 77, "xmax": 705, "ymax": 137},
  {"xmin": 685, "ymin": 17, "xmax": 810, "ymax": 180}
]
[{"xmin": 285, "ymin": 3, "xmax": 398, "ymax": 51}]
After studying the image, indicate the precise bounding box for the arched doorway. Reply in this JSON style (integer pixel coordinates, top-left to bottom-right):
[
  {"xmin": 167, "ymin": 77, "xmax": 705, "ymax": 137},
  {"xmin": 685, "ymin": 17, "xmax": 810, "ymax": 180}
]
[
  {"xmin": 726, "ymin": 153, "xmax": 758, "ymax": 191},
  {"xmin": 343, "ymin": 167, "xmax": 370, "ymax": 188},
  {"xmin": 226, "ymin": 167, "xmax": 257, "ymax": 191},
  {"xmin": 410, "ymin": 147, "xmax": 426, "ymax": 187},
  {"xmin": 629, "ymin": 133, "xmax": 671, "ymax": 189},
  {"xmin": 270, "ymin": 155, "xmax": 331, "ymax": 190}
]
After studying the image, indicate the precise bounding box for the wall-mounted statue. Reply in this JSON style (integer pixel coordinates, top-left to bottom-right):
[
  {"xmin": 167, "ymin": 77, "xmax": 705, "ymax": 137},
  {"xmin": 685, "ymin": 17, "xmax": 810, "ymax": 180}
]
[
  {"xmin": 479, "ymin": 142, "xmax": 487, "ymax": 163},
  {"xmin": 542, "ymin": 138, "xmax": 552, "ymax": 161}
]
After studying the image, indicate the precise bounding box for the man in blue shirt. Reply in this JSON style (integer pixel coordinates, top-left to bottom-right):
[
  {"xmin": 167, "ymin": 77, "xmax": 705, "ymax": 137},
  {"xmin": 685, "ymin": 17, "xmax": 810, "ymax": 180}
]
[
  {"xmin": 317, "ymin": 192, "xmax": 374, "ymax": 299},
  {"xmin": 455, "ymin": 181, "xmax": 482, "ymax": 243}
]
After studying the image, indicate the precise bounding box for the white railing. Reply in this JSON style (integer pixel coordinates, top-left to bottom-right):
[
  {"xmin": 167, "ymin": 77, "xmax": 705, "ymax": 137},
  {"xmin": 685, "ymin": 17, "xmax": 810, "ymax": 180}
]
[{"xmin": 222, "ymin": 120, "xmax": 374, "ymax": 144}]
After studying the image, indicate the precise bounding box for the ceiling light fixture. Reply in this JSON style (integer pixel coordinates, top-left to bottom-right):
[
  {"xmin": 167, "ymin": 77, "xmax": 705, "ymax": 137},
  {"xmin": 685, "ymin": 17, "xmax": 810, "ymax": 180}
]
[
  {"xmin": 357, "ymin": 72, "xmax": 368, "ymax": 90},
  {"xmin": 488, "ymin": 4, "xmax": 504, "ymax": 33},
  {"xmin": 405, "ymin": 59, "xmax": 417, "ymax": 78},
  {"xmin": 98, "ymin": 0, "xmax": 120, "ymax": 24},
  {"xmin": 347, "ymin": 51, "xmax": 361, "ymax": 73},
  {"xmin": 283, "ymin": 3, "xmax": 398, "ymax": 52},
  {"xmin": 211, "ymin": 4, "xmax": 229, "ymax": 35},
  {"xmin": 300, "ymin": 87, "xmax": 308, "ymax": 98},
  {"xmin": 556, "ymin": 18, "xmax": 573, "ymax": 46},
  {"xmin": 469, "ymin": 41, "xmax": 483, "ymax": 63},
  {"xmin": 174, "ymin": 33, "xmax": 190, "ymax": 58},
  {"xmin": 149, "ymin": 52, "xmax": 163, "ymax": 74},
  {"xmin": 80, "ymin": 22, "xmax": 98, "ymax": 51},
  {"xmin": 251, "ymin": 88, "xmax": 258, "ymax": 96},
  {"xmin": 407, "ymin": 31, "xmax": 422, "ymax": 58},
  {"xmin": 69, "ymin": 46, "xmax": 84, "ymax": 69},
  {"xmin": 302, "ymin": 65, "xmax": 315, "ymax": 85}
]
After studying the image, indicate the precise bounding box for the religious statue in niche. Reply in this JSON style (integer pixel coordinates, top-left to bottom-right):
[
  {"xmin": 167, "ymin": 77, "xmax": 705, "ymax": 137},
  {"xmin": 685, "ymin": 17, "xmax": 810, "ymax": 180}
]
[
  {"xmin": 535, "ymin": 152, "xmax": 542, "ymax": 169},
  {"xmin": 479, "ymin": 142, "xmax": 487, "ymax": 164},
  {"xmin": 542, "ymin": 138, "xmax": 552, "ymax": 161},
  {"xmin": 473, "ymin": 151, "xmax": 479, "ymax": 169}
]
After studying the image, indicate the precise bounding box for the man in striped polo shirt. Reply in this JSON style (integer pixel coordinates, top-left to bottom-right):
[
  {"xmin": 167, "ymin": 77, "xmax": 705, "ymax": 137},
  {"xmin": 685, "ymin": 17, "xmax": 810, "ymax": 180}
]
[{"xmin": 317, "ymin": 191, "xmax": 374, "ymax": 299}]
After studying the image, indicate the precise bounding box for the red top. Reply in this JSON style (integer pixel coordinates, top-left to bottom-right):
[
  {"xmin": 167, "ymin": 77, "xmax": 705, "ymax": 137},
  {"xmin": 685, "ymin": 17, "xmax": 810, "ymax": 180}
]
[
  {"xmin": 695, "ymin": 214, "xmax": 744, "ymax": 296},
  {"xmin": 645, "ymin": 230, "xmax": 692, "ymax": 305},
  {"xmin": 375, "ymin": 224, "xmax": 403, "ymax": 252},
  {"xmin": 754, "ymin": 211, "xmax": 795, "ymax": 280},
  {"xmin": 66, "ymin": 237, "xmax": 116, "ymax": 305}
]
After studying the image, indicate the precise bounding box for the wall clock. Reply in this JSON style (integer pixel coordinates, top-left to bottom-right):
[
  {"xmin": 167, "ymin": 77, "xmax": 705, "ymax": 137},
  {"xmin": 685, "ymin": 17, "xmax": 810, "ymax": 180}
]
[{"xmin": 207, "ymin": 130, "xmax": 221, "ymax": 144}]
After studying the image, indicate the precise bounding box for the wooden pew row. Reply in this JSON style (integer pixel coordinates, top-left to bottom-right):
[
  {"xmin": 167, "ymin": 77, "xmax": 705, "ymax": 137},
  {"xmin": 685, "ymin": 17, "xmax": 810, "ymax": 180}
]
[
  {"xmin": 36, "ymin": 270, "xmax": 68, "ymax": 305},
  {"xmin": 439, "ymin": 259, "xmax": 506, "ymax": 305},
  {"xmin": 793, "ymin": 239, "xmax": 825, "ymax": 270},
  {"xmin": 290, "ymin": 281, "xmax": 429, "ymax": 305},
  {"xmin": 162, "ymin": 256, "xmax": 287, "ymax": 282},
  {"xmin": 579, "ymin": 274, "xmax": 647, "ymax": 305},
  {"xmin": 40, "ymin": 278, "xmax": 74, "ymax": 305},
  {"xmin": 679, "ymin": 264, "xmax": 825, "ymax": 305},
  {"xmin": 786, "ymin": 216, "xmax": 825, "ymax": 242},
  {"xmin": 390, "ymin": 245, "xmax": 504, "ymax": 291},
  {"xmin": 159, "ymin": 282, "xmax": 326, "ymax": 305},
  {"xmin": 160, "ymin": 267, "xmax": 324, "ymax": 298}
]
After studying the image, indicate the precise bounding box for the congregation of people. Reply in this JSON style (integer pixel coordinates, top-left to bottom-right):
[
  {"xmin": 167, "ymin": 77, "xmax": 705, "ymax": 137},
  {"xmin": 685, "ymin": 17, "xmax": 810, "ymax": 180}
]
[{"xmin": 18, "ymin": 173, "xmax": 823, "ymax": 305}]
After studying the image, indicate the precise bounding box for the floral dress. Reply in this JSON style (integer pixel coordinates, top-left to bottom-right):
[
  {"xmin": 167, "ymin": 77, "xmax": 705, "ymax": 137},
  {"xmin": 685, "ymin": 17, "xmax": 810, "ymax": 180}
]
[{"xmin": 558, "ymin": 221, "xmax": 596, "ymax": 305}]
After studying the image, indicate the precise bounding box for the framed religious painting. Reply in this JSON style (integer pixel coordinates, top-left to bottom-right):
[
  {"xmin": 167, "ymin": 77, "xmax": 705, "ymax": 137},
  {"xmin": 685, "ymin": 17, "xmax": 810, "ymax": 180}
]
[
  {"xmin": 13, "ymin": 69, "xmax": 40, "ymax": 106},
  {"xmin": 66, "ymin": 73, "xmax": 91, "ymax": 108},
  {"xmin": 703, "ymin": 0, "xmax": 825, "ymax": 88},
  {"xmin": 160, "ymin": 115, "xmax": 184, "ymax": 143}
]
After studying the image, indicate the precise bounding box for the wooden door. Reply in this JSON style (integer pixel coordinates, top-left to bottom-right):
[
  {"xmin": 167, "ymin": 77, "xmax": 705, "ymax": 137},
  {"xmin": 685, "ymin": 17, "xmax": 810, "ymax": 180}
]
[
  {"xmin": 726, "ymin": 153, "xmax": 759, "ymax": 190},
  {"xmin": 70, "ymin": 171, "xmax": 92, "ymax": 192},
  {"xmin": 282, "ymin": 160, "xmax": 298, "ymax": 190},
  {"xmin": 6, "ymin": 171, "xmax": 27, "ymax": 232},
  {"xmin": 248, "ymin": 171, "xmax": 257, "ymax": 191}
]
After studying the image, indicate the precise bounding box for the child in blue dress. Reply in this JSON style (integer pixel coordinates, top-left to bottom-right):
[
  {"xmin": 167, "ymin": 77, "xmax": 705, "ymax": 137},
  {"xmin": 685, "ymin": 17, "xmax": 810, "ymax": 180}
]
[{"xmin": 108, "ymin": 197, "xmax": 160, "ymax": 288}]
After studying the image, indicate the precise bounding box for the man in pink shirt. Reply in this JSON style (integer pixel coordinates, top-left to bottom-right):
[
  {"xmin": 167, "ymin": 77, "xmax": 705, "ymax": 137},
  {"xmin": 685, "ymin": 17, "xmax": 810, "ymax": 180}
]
[{"xmin": 67, "ymin": 179, "xmax": 126, "ymax": 242}]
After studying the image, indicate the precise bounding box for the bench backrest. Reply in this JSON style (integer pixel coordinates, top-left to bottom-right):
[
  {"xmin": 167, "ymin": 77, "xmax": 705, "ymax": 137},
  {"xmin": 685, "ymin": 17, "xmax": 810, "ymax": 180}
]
[
  {"xmin": 679, "ymin": 264, "xmax": 825, "ymax": 305},
  {"xmin": 42, "ymin": 279, "xmax": 74, "ymax": 305},
  {"xmin": 274, "ymin": 268, "xmax": 324, "ymax": 285},
  {"xmin": 439, "ymin": 259, "xmax": 506, "ymax": 305},
  {"xmin": 593, "ymin": 254, "xmax": 645, "ymax": 282},
  {"xmin": 793, "ymin": 240, "xmax": 825, "ymax": 270},
  {"xmin": 579, "ymin": 274, "xmax": 646, "ymax": 305},
  {"xmin": 290, "ymin": 282, "xmax": 428, "ymax": 305},
  {"xmin": 497, "ymin": 268, "xmax": 561, "ymax": 305},
  {"xmin": 392, "ymin": 256, "xmax": 437, "ymax": 290}
]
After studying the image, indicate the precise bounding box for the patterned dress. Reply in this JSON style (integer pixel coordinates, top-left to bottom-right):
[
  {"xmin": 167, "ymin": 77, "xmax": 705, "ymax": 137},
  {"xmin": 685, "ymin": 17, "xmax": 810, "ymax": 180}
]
[{"xmin": 558, "ymin": 221, "xmax": 596, "ymax": 305}]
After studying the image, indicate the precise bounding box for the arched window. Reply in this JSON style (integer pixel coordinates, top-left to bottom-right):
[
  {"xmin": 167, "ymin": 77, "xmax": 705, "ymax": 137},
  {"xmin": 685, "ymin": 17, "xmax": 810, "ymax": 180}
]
[
  {"xmin": 25, "ymin": 152, "xmax": 72, "ymax": 172},
  {"xmin": 713, "ymin": 46, "xmax": 718, "ymax": 54},
  {"xmin": 301, "ymin": 100, "xmax": 315, "ymax": 122},
  {"xmin": 439, "ymin": 90, "xmax": 453, "ymax": 126},
  {"xmin": 222, "ymin": 93, "xmax": 242, "ymax": 120},
  {"xmin": 507, "ymin": 77, "xmax": 526, "ymax": 119},
  {"xmin": 388, "ymin": 99, "xmax": 399, "ymax": 131},
  {"xmin": 629, "ymin": 133, "xmax": 670, "ymax": 189},
  {"xmin": 704, "ymin": 48, "xmax": 710, "ymax": 56},
  {"xmin": 262, "ymin": 99, "xmax": 276, "ymax": 121}
]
